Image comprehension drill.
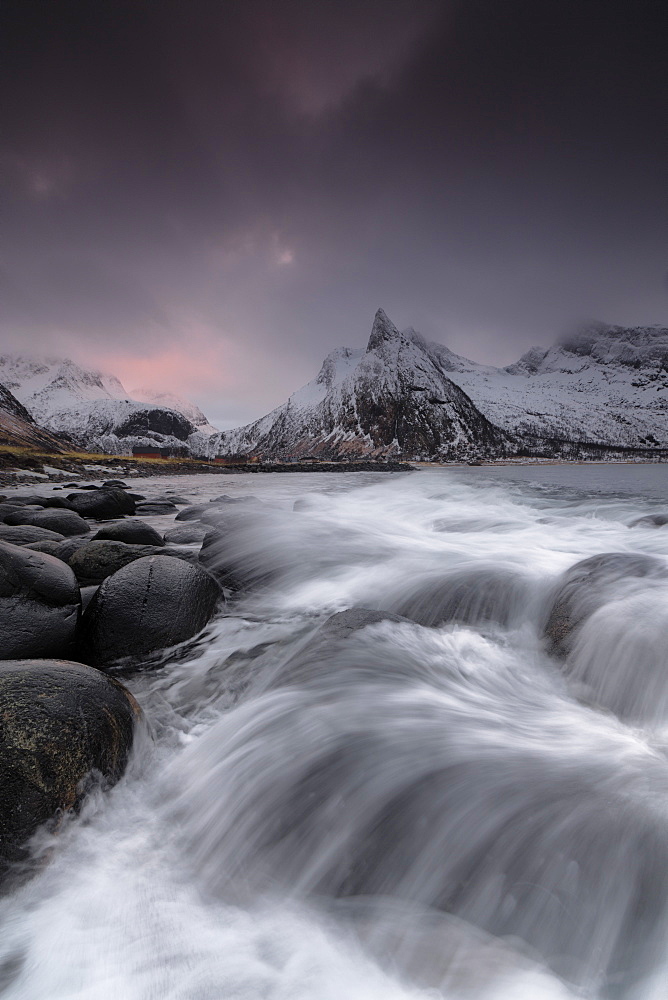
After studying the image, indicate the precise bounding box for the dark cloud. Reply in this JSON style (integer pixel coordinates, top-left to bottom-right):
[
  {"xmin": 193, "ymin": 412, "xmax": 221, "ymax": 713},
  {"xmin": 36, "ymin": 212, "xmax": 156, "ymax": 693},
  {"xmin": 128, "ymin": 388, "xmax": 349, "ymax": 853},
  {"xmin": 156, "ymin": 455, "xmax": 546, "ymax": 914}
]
[{"xmin": 1, "ymin": 0, "xmax": 666, "ymax": 426}]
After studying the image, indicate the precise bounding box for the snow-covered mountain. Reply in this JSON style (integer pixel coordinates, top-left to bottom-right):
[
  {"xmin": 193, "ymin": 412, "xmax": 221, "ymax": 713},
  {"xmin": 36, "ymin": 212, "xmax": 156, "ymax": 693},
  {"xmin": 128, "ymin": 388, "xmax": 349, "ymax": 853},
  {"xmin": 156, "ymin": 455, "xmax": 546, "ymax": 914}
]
[
  {"xmin": 130, "ymin": 387, "xmax": 219, "ymax": 434},
  {"xmin": 434, "ymin": 321, "xmax": 668, "ymax": 449},
  {"xmin": 208, "ymin": 311, "xmax": 668, "ymax": 461},
  {"xmin": 207, "ymin": 309, "xmax": 506, "ymax": 461},
  {"xmin": 0, "ymin": 355, "xmax": 216, "ymax": 455}
]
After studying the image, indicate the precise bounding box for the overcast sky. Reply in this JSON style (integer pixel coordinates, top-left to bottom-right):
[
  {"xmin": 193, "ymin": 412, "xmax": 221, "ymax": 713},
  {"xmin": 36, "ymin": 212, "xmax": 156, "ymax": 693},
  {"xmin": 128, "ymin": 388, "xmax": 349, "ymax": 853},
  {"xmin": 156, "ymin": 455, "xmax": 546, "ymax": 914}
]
[{"xmin": 1, "ymin": 0, "xmax": 666, "ymax": 428}]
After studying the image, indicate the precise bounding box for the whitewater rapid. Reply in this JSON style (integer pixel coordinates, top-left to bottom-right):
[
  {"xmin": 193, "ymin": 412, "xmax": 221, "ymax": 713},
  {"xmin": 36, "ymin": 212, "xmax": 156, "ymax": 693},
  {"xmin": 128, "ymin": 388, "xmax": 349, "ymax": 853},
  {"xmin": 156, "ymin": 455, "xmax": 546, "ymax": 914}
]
[{"xmin": 2, "ymin": 465, "xmax": 668, "ymax": 1000}]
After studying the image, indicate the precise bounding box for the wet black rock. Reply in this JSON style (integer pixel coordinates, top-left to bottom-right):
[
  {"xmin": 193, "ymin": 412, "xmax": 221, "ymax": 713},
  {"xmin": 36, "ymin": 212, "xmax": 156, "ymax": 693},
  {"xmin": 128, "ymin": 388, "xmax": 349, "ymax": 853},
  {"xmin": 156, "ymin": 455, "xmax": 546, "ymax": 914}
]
[
  {"xmin": 0, "ymin": 524, "xmax": 65, "ymax": 546},
  {"xmin": 143, "ymin": 494, "xmax": 184, "ymax": 505},
  {"xmin": 66, "ymin": 488, "xmax": 136, "ymax": 519},
  {"xmin": 1, "ymin": 496, "xmax": 49, "ymax": 507},
  {"xmin": 134, "ymin": 502, "xmax": 177, "ymax": 516},
  {"xmin": 629, "ymin": 513, "xmax": 668, "ymax": 528},
  {"xmin": 4, "ymin": 509, "xmax": 91, "ymax": 537},
  {"xmin": 94, "ymin": 520, "xmax": 164, "ymax": 546},
  {"xmin": 80, "ymin": 555, "xmax": 221, "ymax": 665},
  {"xmin": 22, "ymin": 540, "xmax": 65, "ymax": 557},
  {"xmin": 175, "ymin": 504, "xmax": 209, "ymax": 521},
  {"xmin": 52, "ymin": 536, "xmax": 91, "ymax": 563},
  {"xmin": 164, "ymin": 523, "xmax": 210, "ymax": 544},
  {"xmin": 0, "ymin": 503, "xmax": 40, "ymax": 522},
  {"xmin": 0, "ymin": 658, "xmax": 141, "ymax": 879},
  {"xmin": 272, "ymin": 608, "xmax": 412, "ymax": 689},
  {"xmin": 101, "ymin": 480, "xmax": 129, "ymax": 488},
  {"xmin": 0, "ymin": 542, "xmax": 80, "ymax": 658},
  {"xmin": 27, "ymin": 496, "xmax": 76, "ymax": 510},
  {"xmin": 389, "ymin": 566, "xmax": 530, "ymax": 629},
  {"xmin": 68, "ymin": 540, "xmax": 163, "ymax": 585},
  {"xmin": 543, "ymin": 552, "xmax": 668, "ymax": 656}
]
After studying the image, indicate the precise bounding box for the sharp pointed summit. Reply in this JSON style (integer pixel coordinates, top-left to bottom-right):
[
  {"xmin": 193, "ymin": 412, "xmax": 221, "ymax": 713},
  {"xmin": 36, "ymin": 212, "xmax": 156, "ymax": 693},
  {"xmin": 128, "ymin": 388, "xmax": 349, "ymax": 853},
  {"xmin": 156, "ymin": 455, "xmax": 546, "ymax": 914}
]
[{"xmin": 366, "ymin": 308, "xmax": 401, "ymax": 352}]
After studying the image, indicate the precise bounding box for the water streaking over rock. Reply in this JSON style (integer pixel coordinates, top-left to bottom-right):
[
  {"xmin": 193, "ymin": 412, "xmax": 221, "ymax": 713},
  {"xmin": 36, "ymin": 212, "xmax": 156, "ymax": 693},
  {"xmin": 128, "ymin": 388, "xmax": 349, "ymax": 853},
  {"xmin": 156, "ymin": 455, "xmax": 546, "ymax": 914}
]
[{"xmin": 1, "ymin": 465, "xmax": 668, "ymax": 999}]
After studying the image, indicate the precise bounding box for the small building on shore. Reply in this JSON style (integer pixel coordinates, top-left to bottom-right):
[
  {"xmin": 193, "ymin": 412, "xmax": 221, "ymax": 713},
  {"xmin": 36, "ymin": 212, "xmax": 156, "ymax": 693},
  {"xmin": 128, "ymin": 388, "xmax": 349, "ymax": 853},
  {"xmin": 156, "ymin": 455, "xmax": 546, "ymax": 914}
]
[
  {"xmin": 132, "ymin": 446, "xmax": 173, "ymax": 459},
  {"xmin": 212, "ymin": 454, "xmax": 261, "ymax": 465}
]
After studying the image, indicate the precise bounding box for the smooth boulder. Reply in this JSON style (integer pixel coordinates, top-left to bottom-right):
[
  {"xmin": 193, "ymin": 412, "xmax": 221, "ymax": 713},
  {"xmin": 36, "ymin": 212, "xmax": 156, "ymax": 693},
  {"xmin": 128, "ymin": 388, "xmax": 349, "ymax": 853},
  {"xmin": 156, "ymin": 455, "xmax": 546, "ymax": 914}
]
[
  {"xmin": 80, "ymin": 554, "xmax": 221, "ymax": 665},
  {"xmin": 164, "ymin": 523, "xmax": 210, "ymax": 544},
  {"xmin": 4, "ymin": 508, "xmax": 91, "ymax": 537},
  {"xmin": 0, "ymin": 659, "xmax": 141, "ymax": 878},
  {"xmin": 543, "ymin": 552, "xmax": 668, "ymax": 656},
  {"xmin": 0, "ymin": 541, "xmax": 80, "ymax": 658},
  {"xmin": 68, "ymin": 540, "xmax": 164, "ymax": 584},
  {"xmin": 629, "ymin": 513, "xmax": 668, "ymax": 528},
  {"xmin": 66, "ymin": 488, "xmax": 136, "ymax": 519},
  {"xmin": 94, "ymin": 520, "xmax": 165, "ymax": 547},
  {"xmin": 134, "ymin": 503, "xmax": 177, "ymax": 516},
  {"xmin": 0, "ymin": 524, "xmax": 65, "ymax": 546}
]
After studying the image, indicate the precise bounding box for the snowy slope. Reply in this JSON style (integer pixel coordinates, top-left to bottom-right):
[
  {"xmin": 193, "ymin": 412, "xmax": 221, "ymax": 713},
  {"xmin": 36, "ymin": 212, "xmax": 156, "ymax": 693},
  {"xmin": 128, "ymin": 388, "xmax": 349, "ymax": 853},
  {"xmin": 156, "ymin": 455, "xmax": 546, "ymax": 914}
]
[
  {"xmin": 209, "ymin": 312, "xmax": 668, "ymax": 461},
  {"xmin": 436, "ymin": 322, "xmax": 668, "ymax": 448},
  {"xmin": 0, "ymin": 355, "xmax": 212, "ymax": 455},
  {"xmin": 130, "ymin": 387, "xmax": 219, "ymax": 434},
  {"xmin": 208, "ymin": 310, "xmax": 506, "ymax": 460}
]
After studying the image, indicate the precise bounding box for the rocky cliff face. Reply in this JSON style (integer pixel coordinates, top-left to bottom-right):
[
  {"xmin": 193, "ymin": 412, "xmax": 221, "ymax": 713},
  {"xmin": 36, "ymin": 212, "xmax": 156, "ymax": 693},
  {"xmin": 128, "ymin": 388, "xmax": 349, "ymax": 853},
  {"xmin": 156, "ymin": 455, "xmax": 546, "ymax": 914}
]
[
  {"xmin": 209, "ymin": 310, "xmax": 508, "ymax": 461},
  {"xmin": 0, "ymin": 384, "xmax": 68, "ymax": 451}
]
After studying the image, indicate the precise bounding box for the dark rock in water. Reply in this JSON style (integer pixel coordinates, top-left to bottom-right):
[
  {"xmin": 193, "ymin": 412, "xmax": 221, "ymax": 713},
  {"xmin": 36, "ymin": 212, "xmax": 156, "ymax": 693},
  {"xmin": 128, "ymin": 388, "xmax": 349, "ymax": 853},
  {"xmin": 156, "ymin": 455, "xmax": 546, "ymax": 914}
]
[
  {"xmin": 629, "ymin": 513, "xmax": 668, "ymax": 528},
  {"xmin": 389, "ymin": 566, "xmax": 530, "ymax": 628},
  {"xmin": 4, "ymin": 509, "xmax": 91, "ymax": 537},
  {"xmin": 0, "ymin": 542, "xmax": 80, "ymax": 658},
  {"xmin": 208, "ymin": 495, "xmax": 263, "ymax": 505},
  {"xmin": 101, "ymin": 480, "xmax": 129, "ymax": 488},
  {"xmin": 0, "ymin": 659, "xmax": 141, "ymax": 879},
  {"xmin": 126, "ymin": 493, "xmax": 147, "ymax": 502},
  {"xmin": 134, "ymin": 502, "xmax": 177, "ymax": 516},
  {"xmin": 68, "ymin": 540, "xmax": 162, "ymax": 584},
  {"xmin": 0, "ymin": 503, "xmax": 39, "ymax": 523},
  {"xmin": 52, "ymin": 536, "xmax": 91, "ymax": 563},
  {"xmin": 0, "ymin": 524, "xmax": 65, "ymax": 546},
  {"xmin": 270, "ymin": 608, "xmax": 412, "ymax": 688},
  {"xmin": 175, "ymin": 504, "xmax": 209, "ymax": 521},
  {"xmin": 66, "ymin": 489, "xmax": 136, "ymax": 519},
  {"xmin": 80, "ymin": 585, "xmax": 99, "ymax": 612},
  {"xmin": 76, "ymin": 484, "xmax": 101, "ymax": 491},
  {"xmin": 94, "ymin": 520, "xmax": 165, "ymax": 547},
  {"xmin": 1, "ymin": 496, "xmax": 49, "ymax": 507},
  {"xmin": 164, "ymin": 523, "xmax": 210, "ymax": 544},
  {"xmin": 142, "ymin": 495, "xmax": 179, "ymax": 505},
  {"xmin": 22, "ymin": 540, "xmax": 65, "ymax": 557},
  {"xmin": 161, "ymin": 495, "xmax": 189, "ymax": 504},
  {"xmin": 543, "ymin": 552, "xmax": 668, "ymax": 657},
  {"xmin": 30, "ymin": 496, "xmax": 76, "ymax": 510},
  {"xmin": 80, "ymin": 555, "xmax": 221, "ymax": 665}
]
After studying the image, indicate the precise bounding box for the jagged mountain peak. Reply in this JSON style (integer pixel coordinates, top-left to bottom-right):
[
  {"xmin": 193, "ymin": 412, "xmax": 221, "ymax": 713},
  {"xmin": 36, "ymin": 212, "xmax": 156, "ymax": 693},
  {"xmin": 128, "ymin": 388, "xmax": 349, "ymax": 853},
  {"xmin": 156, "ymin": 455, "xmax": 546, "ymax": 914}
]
[
  {"xmin": 366, "ymin": 308, "xmax": 402, "ymax": 352},
  {"xmin": 209, "ymin": 310, "xmax": 504, "ymax": 461}
]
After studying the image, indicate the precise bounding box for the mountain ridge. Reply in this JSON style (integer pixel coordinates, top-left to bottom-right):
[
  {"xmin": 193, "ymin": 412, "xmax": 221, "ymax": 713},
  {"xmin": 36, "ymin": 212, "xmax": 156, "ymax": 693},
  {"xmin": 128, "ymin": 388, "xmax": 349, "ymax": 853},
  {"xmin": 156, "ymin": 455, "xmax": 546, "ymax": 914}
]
[
  {"xmin": 208, "ymin": 310, "xmax": 668, "ymax": 460},
  {"xmin": 0, "ymin": 355, "xmax": 217, "ymax": 455}
]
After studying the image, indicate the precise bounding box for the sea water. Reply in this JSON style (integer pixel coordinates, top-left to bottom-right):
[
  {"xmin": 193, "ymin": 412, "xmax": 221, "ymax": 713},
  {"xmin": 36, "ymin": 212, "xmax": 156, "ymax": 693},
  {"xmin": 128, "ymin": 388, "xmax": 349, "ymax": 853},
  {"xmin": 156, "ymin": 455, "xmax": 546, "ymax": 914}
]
[{"xmin": 1, "ymin": 465, "xmax": 668, "ymax": 1000}]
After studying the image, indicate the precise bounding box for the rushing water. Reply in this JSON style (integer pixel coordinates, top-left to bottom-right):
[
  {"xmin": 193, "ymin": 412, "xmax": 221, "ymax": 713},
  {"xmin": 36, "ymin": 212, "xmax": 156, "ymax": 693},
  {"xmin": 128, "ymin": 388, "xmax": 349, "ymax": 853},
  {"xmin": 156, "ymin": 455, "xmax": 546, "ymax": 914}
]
[{"xmin": 2, "ymin": 465, "xmax": 668, "ymax": 1000}]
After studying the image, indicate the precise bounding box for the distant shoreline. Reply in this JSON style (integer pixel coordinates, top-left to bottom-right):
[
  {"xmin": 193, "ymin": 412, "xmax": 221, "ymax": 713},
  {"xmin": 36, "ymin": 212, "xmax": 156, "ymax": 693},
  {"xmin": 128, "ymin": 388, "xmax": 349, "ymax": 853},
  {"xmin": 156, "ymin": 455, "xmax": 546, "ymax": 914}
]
[{"xmin": 0, "ymin": 443, "xmax": 666, "ymax": 489}]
